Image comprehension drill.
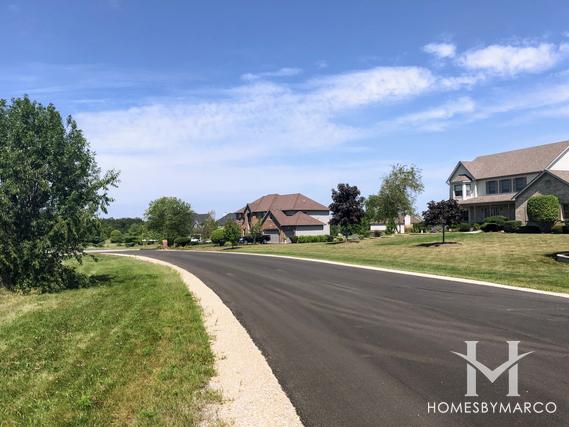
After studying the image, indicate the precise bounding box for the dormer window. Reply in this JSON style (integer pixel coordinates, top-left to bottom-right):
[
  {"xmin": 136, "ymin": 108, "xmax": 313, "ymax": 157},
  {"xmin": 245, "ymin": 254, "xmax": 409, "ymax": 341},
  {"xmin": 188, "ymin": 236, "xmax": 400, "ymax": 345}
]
[
  {"xmin": 453, "ymin": 184, "xmax": 463, "ymax": 197},
  {"xmin": 465, "ymin": 183, "xmax": 472, "ymax": 197}
]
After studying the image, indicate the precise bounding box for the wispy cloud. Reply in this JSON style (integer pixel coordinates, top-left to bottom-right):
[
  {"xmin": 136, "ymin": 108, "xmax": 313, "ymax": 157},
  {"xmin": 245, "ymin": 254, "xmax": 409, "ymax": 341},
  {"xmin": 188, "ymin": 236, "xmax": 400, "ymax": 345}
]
[
  {"xmin": 241, "ymin": 67, "xmax": 303, "ymax": 81},
  {"xmin": 423, "ymin": 42, "xmax": 456, "ymax": 59},
  {"xmin": 458, "ymin": 42, "xmax": 569, "ymax": 75}
]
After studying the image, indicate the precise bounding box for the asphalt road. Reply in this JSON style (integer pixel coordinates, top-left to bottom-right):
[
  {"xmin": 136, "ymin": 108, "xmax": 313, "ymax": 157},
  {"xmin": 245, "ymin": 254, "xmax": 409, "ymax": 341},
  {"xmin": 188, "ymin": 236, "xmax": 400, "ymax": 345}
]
[{"xmin": 121, "ymin": 250, "xmax": 569, "ymax": 427}]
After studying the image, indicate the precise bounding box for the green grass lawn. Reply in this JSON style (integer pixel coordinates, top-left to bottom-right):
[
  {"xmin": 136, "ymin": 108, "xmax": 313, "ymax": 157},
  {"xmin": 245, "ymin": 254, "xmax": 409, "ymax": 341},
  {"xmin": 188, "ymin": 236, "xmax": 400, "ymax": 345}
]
[
  {"xmin": 0, "ymin": 256, "xmax": 216, "ymax": 426},
  {"xmin": 194, "ymin": 232, "xmax": 569, "ymax": 293}
]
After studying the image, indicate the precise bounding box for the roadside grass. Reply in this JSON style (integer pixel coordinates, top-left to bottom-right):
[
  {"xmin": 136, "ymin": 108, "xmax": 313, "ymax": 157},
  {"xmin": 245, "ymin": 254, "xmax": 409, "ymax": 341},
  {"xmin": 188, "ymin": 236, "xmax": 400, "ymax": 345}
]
[
  {"xmin": 0, "ymin": 256, "xmax": 216, "ymax": 426},
  {"xmin": 191, "ymin": 233, "xmax": 569, "ymax": 293}
]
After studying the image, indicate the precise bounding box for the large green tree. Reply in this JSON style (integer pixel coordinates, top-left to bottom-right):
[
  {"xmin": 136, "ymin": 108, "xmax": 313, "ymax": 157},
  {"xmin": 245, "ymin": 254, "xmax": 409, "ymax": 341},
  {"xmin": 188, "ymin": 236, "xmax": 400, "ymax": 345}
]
[
  {"xmin": 369, "ymin": 164, "xmax": 424, "ymax": 232},
  {"xmin": 0, "ymin": 97, "xmax": 119, "ymax": 292},
  {"xmin": 145, "ymin": 197, "xmax": 194, "ymax": 245}
]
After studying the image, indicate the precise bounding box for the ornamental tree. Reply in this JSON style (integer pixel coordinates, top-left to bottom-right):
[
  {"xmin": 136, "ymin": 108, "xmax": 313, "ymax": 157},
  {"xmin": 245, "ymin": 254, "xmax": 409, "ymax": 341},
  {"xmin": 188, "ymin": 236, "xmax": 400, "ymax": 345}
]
[
  {"xmin": 329, "ymin": 183, "xmax": 365, "ymax": 239},
  {"xmin": 0, "ymin": 97, "xmax": 119, "ymax": 292},
  {"xmin": 223, "ymin": 221, "xmax": 241, "ymax": 247},
  {"xmin": 422, "ymin": 199, "xmax": 464, "ymax": 243}
]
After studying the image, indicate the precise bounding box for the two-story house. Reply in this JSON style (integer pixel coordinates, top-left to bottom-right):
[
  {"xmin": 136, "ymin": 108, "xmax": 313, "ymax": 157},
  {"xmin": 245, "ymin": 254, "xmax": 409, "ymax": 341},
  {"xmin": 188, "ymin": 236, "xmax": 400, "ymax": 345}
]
[
  {"xmin": 234, "ymin": 193, "xmax": 331, "ymax": 243},
  {"xmin": 448, "ymin": 140, "xmax": 569, "ymax": 224}
]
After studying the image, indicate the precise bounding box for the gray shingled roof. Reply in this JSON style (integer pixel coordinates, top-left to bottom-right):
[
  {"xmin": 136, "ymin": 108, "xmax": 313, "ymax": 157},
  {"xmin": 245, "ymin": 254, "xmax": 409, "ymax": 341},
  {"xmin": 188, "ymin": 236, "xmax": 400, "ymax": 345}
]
[
  {"xmin": 459, "ymin": 140, "xmax": 569, "ymax": 179},
  {"xmin": 240, "ymin": 193, "xmax": 328, "ymax": 213}
]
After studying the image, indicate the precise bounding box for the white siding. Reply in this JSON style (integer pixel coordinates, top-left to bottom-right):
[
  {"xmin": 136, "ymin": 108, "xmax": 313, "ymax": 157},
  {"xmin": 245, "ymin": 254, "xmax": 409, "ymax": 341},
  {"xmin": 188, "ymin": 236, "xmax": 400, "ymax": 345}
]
[{"xmin": 549, "ymin": 150, "xmax": 569, "ymax": 171}]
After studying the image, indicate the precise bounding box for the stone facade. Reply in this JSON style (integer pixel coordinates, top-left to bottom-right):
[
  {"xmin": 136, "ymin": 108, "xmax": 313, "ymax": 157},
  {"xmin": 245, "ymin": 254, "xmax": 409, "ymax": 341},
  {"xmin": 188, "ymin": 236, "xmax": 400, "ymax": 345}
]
[{"xmin": 514, "ymin": 174, "xmax": 569, "ymax": 223}]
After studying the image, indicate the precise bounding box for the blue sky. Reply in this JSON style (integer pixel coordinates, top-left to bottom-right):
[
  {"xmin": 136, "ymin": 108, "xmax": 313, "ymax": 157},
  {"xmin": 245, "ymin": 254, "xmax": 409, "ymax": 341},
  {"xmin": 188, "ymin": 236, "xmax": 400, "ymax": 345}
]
[{"xmin": 2, "ymin": 1, "xmax": 569, "ymax": 218}]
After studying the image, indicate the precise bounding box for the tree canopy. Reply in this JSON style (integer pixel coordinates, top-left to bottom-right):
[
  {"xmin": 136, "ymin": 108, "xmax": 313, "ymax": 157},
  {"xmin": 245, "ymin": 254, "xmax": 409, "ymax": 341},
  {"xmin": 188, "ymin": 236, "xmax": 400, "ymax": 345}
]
[
  {"xmin": 422, "ymin": 199, "xmax": 463, "ymax": 243},
  {"xmin": 223, "ymin": 221, "xmax": 241, "ymax": 247},
  {"xmin": 0, "ymin": 97, "xmax": 119, "ymax": 292},
  {"xmin": 329, "ymin": 183, "xmax": 365, "ymax": 237},
  {"xmin": 369, "ymin": 164, "xmax": 423, "ymax": 230},
  {"xmin": 145, "ymin": 197, "xmax": 194, "ymax": 245}
]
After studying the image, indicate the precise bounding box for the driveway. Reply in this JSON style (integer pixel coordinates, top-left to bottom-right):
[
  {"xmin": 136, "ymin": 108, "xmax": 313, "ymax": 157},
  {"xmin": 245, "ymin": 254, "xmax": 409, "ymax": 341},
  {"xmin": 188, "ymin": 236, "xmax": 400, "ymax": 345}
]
[{"xmin": 120, "ymin": 250, "xmax": 569, "ymax": 427}]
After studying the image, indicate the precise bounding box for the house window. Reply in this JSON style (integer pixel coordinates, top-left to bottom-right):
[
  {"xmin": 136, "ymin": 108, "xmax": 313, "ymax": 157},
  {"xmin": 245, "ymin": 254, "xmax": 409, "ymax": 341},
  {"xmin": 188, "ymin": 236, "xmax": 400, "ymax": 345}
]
[
  {"xmin": 453, "ymin": 184, "xmax": 463, "ymax": 197},
  {"xmin": 514, "ymin": 177, "xmax": 527, "ymax": 192},
  {"xmin": 500, "ymin": 179, "xmax": 511, "ymax": 193},
  {"xmin": 564, "ymin": 204, "xmax": 569, "ymax": 220},
  {"xmin": 465, "ymin": 183, "xmax": 472, "ymax": 197},
  {"xmin": 486, "ymin": 180, "xmax": 497, "ymax": 194}
]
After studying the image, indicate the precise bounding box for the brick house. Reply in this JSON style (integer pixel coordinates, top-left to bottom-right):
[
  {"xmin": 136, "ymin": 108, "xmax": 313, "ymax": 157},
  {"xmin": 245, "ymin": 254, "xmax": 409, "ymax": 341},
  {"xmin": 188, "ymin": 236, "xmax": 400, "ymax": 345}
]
[
  {"xmin": 234, "ymin": 193, "xmax": 331, "ymax": 243},
  {"xmin": 447, "ymin": 140, "xmax": 569, "ymax": 223}
]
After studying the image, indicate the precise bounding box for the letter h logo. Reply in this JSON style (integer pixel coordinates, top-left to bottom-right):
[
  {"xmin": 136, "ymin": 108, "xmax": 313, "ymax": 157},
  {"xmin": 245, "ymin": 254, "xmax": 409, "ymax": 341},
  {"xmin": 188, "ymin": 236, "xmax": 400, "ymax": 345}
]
[{"xmin": 452, "ymin": 341, "xmax": 532, "ymax": 397}]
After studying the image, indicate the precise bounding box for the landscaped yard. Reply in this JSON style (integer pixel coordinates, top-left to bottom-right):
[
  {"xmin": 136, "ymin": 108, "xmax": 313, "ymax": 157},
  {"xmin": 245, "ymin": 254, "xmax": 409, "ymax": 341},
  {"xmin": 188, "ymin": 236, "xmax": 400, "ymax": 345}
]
[
  {"xmin": 195, "ymin": 233, "xmax": 569, "ymax": 293},
  {"xmin": 0, "ymin": 256, "xmax": 216, "ymax": 426}
]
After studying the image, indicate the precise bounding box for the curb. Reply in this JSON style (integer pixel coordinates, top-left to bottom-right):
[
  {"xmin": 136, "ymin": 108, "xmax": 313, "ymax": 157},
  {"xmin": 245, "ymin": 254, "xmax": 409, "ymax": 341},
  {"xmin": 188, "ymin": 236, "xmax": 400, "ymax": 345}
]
[
  {"xmin": 183, "ymin": 249, "xmax": 569, "ymax": 300},
  {"xmin": 106, "ymin": 253, "xmax": 303, "ymax": 427}
]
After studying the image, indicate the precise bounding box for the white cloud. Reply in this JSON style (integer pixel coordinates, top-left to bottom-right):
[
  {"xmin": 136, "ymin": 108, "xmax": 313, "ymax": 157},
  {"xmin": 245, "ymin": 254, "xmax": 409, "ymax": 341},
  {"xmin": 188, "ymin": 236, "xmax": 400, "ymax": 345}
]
[
  {"xmin": 396, "ymin": 97, "xmax": 475, "ymax": 128},
  {"xmin": 423, "ymin": 42, "xmax": 456, "ymax": 59},
  {"xmin": 241, "ymin": 67, "xmax": 302, "ymax": 81},
  {"xmin": 458, "ymin": 42, "xmax": 569, "ymax": 75}
]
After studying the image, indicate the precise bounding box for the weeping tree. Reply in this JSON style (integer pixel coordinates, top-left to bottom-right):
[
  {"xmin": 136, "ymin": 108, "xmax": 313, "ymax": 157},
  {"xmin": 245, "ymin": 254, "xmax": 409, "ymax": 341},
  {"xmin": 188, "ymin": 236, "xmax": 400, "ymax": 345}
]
[{"xmin": 0, "ymin": 97, "xmax": 119, "ymax": 292}]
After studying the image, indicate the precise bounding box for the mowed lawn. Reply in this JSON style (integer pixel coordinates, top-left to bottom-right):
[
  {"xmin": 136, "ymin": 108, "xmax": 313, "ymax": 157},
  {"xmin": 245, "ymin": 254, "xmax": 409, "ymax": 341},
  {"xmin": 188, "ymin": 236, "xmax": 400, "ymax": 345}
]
[
  {"xmin": 0, "ymin": 256, "xmax": 215, "ymax": 426},
  {"xmin": 199, "ymin": 233, "xmax": 569, "ymax": 293}
]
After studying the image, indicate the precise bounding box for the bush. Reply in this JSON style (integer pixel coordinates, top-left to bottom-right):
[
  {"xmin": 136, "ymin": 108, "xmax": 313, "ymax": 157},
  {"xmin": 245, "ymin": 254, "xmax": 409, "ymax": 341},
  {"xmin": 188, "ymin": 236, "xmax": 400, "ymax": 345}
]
[
  {"xmin": 481, "ymin": 223, "xmax": 501, "ymax": 232},
  {"xmin": 211, "ymin": 228, "xmax": 226, "ymax": 246},
  {"xmin": 293, "ymin": 235, "xmax": 332, "ymax": 243},
  {"xmin": 458, "ymin": 223, "xmax": 471, "ymax": 232},
  {"xmin": 372, "ymin": 230, "xmax": 383, "ymax": 237},
  {"xmin": 518, "ymin": 225, "xmax": 542, "ymax": 234},
  {"xmin": 527, "ymin": 195, "xmax": 560, "ymax": 232},
  {"xmin": 563, "ymin": 225, "xmax": 569, "ymax": 234},
  {"xmin": 483, "ymin": 215, "xmax": 508, "ymax": 226},
  {"xmin": 123, "ymin": 234, "xmax": 140, "ymax": 245},
  {"xmin": 109, "ymin": 229, "xmax": 123, "ymax": 243},
  {"xmin": 174, "ymin": 237, "xmax": 192, "ymax": 247},
  {"xmin": 503, "ymin": 220, "xmax": 522, "ymax": 233},
  {"xmin": 472, "ymin": 223, "xmax": 481, "ymax": 231},
  {"xmin": 552, "ymin": 224, "xmax": 564, "ymax": 234}
]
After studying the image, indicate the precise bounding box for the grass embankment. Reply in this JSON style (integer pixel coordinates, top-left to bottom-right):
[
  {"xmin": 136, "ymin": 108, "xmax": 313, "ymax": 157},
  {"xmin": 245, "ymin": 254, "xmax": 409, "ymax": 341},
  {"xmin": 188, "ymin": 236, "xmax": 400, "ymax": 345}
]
[
  {"xmin": 195, "ymin": 233, "xmax": 569, "ymax": 293},
  {"xmin": 0, "ymin": 256, "xmax": 216, "ymax": 426}
]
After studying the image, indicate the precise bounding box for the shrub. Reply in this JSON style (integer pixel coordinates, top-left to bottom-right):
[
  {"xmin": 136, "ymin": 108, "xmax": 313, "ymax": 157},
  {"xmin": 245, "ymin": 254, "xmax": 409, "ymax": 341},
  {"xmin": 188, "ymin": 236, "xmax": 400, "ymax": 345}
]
[
  {"xmin": 552, "ymin": 224, "xmax": 564, "ymax": 234},
  {"xmin": 481, "ymin": 223, "xmax": 501, "ymax": 232},
  {"xmin": 110, "ymin": 229, "xmax": 123, "ymax": 243},
  {"xmin": 503, "ymin": 220, "xmax": 522, "ymax": 233},
  {"xmin": 174, "ymin": 237, "xmax": 192, "ymax": 247},
  {"xmin": 458, "ymin": 223, "xmax": 471, "ymax": 232},
  {"xmin": 293, "ymin": 235, "xmax": 332, "ymax": 243},
  {"xmin": 518, "ymin": 225, "xmax": 541, "ymax": 234},
  {"xmin": 123, "ymin": 234, "xmax": 140, "ymax": 245},
  {"xmin": 472, "ymin": 223, "xmax": 481, "ymax": 231},
  {"xmin": 211, "ymin": 228, "xmax": 226, "ymax": 246},
  {"xmin": 372, "ymin": 230, "xmax": 383, "ymax": 237},
  {"xmin": 527, "ymin": 195, "xmax": 560, "ymax": 232},
  {"xmin": 483, "ymin": 215, "xmax": 508, "ymax": 226},
  {"xmin": 563, "ymin": 225, "xmax": 569, "ymax": 234}
]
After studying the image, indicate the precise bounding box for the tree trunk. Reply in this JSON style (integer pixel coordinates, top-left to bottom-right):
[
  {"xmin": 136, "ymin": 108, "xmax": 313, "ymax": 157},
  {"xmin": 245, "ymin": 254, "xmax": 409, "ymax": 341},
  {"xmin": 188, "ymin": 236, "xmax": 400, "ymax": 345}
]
[{"xmin": 442, "ymin": 223, "xmax": 446, "ymax": 243}]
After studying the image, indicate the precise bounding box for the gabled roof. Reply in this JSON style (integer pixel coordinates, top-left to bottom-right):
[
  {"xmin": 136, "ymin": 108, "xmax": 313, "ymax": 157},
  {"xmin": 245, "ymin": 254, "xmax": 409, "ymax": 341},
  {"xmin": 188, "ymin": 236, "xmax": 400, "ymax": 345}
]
[
  {"xmin": 243, "ymin": 193, "xmax": 328, "ymax": 213},
  {"xmin": 454, "ymin": 140, "xmax": 569, "ymax": 180},
  {"xmin": 193, "ymin": 213, "xmax": 212, "ymax": 225},
  {"xmin": 269, "ymin": 209, "xmax": 324, "ymax": 227},
  {"xmin": 513, "ymin": 169, "xmax": 569, "ymax": 199},
  {"xmin": 216, "ymin": 213, "xmax": 236, "ymax": 225}
]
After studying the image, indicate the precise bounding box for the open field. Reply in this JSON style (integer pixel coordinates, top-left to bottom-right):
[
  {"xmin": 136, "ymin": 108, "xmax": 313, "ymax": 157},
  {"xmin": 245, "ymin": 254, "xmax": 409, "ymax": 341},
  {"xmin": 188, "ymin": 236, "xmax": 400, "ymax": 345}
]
[
  {"xmin": 0, "ymin": 256, "xmax": 215, "ymax": 426},
  {"xmin": 193, "ymin": 232, "xmax": 569, "ymax": 293}
]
